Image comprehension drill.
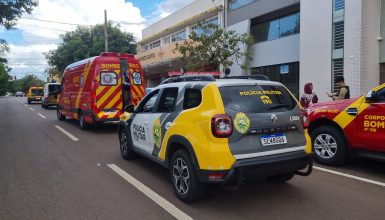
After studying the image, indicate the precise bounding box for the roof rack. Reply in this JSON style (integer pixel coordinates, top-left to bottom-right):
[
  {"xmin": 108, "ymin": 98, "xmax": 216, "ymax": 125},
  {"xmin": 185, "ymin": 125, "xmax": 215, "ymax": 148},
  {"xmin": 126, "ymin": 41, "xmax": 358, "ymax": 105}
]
[
  {"xmin": 160, "ymin": 74, "xmax": 215, "ymax": 85},
  {"xmin": 224, "ymin": 74, "xmax": 270, "ymax": 81}
]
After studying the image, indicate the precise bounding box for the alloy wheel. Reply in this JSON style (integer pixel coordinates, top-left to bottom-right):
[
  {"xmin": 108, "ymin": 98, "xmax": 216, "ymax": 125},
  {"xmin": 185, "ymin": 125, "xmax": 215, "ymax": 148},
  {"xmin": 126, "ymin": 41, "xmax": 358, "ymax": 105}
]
[
  {"xmin": 172, "ymin": 158, "xmax": 190, "ymax": 195},
  {"xmin": 314, "ymin": 134, "xmax": 338, "ymax": 159}
]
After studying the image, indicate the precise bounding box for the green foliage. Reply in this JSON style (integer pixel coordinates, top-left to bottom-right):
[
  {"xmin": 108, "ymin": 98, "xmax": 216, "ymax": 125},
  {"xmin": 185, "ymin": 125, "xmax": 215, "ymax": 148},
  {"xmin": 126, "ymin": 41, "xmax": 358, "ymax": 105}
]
[
  {"xmin": 45, "ymin": 23, "xmax": 137, "ymax": 77},
  {"xmin": 10, "ymin": 74, "xmax": 45, "ymax": 93},
  {"xmin": 0, "ymin": 62, "xmax": 11, "ymax": 95},
  {"xmin": 0, "ymin": 0, "xmax": 38, "ymax": 29},
  {"xmin": 174, "ymin": 23, "xmax": 254, "ymax": 72}
]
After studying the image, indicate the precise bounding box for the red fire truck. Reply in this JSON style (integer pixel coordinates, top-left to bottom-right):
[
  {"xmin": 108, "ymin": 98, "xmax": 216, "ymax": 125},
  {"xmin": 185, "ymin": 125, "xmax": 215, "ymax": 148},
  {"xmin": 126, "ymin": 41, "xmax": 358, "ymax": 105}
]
[{"xmin": 57, "ymin": 52, "xmax": 146, "ymax": 129}]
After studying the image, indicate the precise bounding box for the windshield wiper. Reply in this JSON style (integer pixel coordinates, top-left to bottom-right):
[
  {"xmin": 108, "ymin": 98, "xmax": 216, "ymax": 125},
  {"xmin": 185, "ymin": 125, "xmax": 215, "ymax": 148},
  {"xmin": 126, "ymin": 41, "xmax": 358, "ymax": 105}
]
[{"xmin": 268, "ymin": 104, "xmax": 290, "ymax": 111}]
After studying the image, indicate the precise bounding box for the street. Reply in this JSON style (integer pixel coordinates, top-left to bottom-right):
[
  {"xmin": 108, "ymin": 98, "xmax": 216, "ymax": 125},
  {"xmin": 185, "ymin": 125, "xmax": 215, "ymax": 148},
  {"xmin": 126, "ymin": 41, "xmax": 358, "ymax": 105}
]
[{"xmin": 1, "ymin": 96, "xmax": 385, "ymax": 220}]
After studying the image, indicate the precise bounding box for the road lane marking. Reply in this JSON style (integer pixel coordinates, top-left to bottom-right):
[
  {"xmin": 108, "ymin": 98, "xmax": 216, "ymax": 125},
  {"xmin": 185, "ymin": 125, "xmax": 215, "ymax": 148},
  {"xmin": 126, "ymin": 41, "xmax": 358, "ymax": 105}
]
[
  {"xmin": 107, "ymin": 164, "xmax": 192, "ymax": 220},
  {"xmin": 54, "ymin": 125, "xmax": 79, "ymax": 141},
  {"xmin": 314, "ymin": 166, "xmax": 385, "ymax": 187},
  {"xmin": 37, "ymin": 113, "xmax": 46, "ymax": 119},
  {"xmin": 29, "ymin": 107, "xmax": 35, "ymax": 111},
  {"xmin": 24, "ymin": 104, "xmax": 28, "ymax": 107}
]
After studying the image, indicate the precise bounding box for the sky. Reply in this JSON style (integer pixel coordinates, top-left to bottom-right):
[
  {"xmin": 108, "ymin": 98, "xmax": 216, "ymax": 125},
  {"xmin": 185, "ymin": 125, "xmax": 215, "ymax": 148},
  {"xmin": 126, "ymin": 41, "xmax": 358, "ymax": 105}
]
[{"xmin": 0, "ymin": 0, "xmax": 195, "ymax": 80}]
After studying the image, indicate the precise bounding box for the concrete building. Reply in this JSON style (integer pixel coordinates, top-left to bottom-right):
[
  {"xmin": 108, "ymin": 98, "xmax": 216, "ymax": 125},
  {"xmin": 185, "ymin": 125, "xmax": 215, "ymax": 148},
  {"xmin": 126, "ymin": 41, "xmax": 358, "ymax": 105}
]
[
  {"xmin": 137, "ymin": 0, "xmax": 385, "ymax": 100},
  {"xmin": 227, "ymin": 0, "xmax": 385, "ymax": 100},
  {"xmin": 136, "ymin": 0, "xmax": 224, "ymax": 87}
]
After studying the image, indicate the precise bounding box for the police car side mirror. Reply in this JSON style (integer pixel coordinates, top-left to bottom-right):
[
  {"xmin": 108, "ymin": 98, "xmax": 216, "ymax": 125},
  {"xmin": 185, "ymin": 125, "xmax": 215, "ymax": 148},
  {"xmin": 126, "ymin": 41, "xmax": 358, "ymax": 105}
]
[
  {"xmin": 365, "ymin": 91, "xmax": 376, "ymax": 103},
  {"xmin": 124, "ymin": 104, "xmax": 135, "ymax": 113}
]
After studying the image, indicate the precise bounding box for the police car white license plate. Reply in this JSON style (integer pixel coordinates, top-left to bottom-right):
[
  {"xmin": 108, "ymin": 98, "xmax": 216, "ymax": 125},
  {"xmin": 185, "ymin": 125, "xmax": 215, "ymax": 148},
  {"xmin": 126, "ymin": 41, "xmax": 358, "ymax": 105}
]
[{"xmin": 260, "ymin": 134, "xmax": 287, "ymax": 146}]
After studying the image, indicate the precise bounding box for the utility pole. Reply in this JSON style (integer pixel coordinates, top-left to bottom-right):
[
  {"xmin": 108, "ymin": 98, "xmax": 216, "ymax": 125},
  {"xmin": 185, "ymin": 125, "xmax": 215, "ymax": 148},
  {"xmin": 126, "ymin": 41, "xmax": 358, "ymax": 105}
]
[{"xmin": 104, "ymin": 9, "xmax": 109, "ymax": 52}]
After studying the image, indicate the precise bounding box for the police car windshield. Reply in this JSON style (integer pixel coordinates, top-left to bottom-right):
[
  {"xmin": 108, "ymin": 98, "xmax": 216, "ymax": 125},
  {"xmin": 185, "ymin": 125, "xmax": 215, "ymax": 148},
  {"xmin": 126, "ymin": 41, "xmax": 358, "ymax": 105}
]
[{"xmin": 219, "ymin": 85, "xmax": 296, "ymax": 113}]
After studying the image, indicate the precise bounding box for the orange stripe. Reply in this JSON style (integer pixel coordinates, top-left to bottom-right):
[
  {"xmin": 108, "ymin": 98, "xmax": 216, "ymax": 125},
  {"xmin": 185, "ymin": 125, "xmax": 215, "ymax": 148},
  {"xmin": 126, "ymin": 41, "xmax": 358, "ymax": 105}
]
[
  {"xmin": 111, "ymin": 94, "xmax": 123, "ymax": 109},
  {"xmin": 96, "ymin": 86, "xmax": 110, "ymax": 100},
  {"xmin": 99, "ymin": 86, "xmax": 122, "ymax": 110}
]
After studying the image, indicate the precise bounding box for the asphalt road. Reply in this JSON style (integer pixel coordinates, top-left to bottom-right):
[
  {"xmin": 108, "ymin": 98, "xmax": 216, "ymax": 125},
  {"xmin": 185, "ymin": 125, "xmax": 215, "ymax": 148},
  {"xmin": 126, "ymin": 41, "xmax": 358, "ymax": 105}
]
[{"xmin": 1, "ymin": 96, "xmax": 385, "ymax": 220}]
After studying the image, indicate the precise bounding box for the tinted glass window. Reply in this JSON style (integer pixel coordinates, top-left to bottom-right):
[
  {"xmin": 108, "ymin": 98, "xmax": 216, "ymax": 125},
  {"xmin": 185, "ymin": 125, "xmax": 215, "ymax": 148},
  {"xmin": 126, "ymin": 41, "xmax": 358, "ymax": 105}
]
[
  {"xmin": 375, "ymin": 88, "xmax": 385, "ymax": 103},
  {"xmin": 183, "ymin": 89, "xmax": 202, "ymax": 109},
  {"xmin": 229, "ymin": 0, "xmax": 256, "ymax": 11},
  {"xmin": 219, "ymin": 85, "xmax": 296, "ymax": 113},
  {"xmin": 157, "ymin": 88, "xmax": 179, "ymax": 112},
  {"xmin": 48, "ymin": 85, "xmax": 61, "ymax": 94},
  {"xmin": 251, "ymin": 12, "xmax": 300, "ymax": 43},
  {"xmin": 279, "ymin": 13, "xmax": 300, "ymax": 37},
  {"xmin": 32, "ymin": 89, "xmax": 43, "ymax": 96},
  {"xmin": 136, "ymin": 90, "xmax": 159, "ymax": 113}
]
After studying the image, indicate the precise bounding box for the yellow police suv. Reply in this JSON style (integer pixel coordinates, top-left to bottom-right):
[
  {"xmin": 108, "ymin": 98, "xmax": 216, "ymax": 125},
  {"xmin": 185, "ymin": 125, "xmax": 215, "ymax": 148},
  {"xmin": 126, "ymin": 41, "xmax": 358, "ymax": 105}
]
[{"xmin": 118, "ymin": 75, "xmax": 313, "ymax": 202}]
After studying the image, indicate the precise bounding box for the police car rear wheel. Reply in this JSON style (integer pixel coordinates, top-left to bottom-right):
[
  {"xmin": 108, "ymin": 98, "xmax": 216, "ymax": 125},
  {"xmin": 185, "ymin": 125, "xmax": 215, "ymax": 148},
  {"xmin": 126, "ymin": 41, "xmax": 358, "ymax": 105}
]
[
  {"xmin": 311, "ymin": 126, "xmax": 347, "ymax": 166},
  {"xmin": 170, "ymin": 150, "xmax": 205, "ymax": 202},
  {"xmin": 119, "ymin": 130, "xmax": 135, "ymax": 160}
]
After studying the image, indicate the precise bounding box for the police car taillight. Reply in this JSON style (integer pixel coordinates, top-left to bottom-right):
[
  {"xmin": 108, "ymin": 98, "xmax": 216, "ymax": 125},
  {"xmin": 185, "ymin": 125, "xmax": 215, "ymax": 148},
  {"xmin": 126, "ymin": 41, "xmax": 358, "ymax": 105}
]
[
  {"xmin": 301, "ymin": 110, "xmax": 309, "ymax": 129},
  {"xmin": 211, "ymin": 114, "xmax": 233, "ymax": 138}
]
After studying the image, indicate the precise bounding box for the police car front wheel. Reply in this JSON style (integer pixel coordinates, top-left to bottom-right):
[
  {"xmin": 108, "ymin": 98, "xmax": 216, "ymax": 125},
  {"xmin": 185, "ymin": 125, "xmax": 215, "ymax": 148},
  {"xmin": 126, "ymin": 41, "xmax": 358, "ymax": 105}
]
[{"xmin": 119, "ymin": 130, "xmax": 136, "ymax": 160}]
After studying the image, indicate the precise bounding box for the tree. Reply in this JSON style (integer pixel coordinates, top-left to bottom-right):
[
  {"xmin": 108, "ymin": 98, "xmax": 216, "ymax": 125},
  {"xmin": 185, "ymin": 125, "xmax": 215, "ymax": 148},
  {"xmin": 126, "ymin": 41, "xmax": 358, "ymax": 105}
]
[
  {"xmin": 0, "ymin": 62, "xmax": 11, "ymax": 95},
  {"xmin": 0, "ymin": 0, "xmax": 38, "ymax": 29},
  {"xmin": 9, "ymin": 74, "xmax": 45, "ymax": 93},
  {"xmin": 45, "ymin": 23, "xmax": 137, "ymax": 77},
  {"xmin": 174, "ymin": 23, "xmax": 254, "ymax": 72}
]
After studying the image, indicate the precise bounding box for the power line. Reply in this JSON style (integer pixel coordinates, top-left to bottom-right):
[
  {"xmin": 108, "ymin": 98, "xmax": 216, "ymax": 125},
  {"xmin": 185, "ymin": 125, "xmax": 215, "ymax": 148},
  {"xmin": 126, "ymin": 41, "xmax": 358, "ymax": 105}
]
[{"xmin": 20, "ymin": 17, "xmax": 85, "ymax": 26}]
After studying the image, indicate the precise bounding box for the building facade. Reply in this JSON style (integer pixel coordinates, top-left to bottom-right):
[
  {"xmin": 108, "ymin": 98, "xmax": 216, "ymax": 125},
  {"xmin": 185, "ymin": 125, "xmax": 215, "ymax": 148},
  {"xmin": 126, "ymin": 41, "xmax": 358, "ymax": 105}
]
[
  {"xmin": 228, "ymin": 0, "xmax": 385, "ymax": 100},
  {"xmin": 136, "ymin": 0, "xmax": 224, "ymax": 87},
  {"xmin": 137, "ymin": 0, "xmax": 385, "ymax": 100}
]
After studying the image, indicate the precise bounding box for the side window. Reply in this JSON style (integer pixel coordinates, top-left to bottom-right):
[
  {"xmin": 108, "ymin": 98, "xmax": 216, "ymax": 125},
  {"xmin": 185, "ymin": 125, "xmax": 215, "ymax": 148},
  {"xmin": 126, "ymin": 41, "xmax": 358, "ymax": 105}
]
[
  {"xmin": 157, "ymin": 88, "xmax": 179, "ymax": 112},
  {"xmin": 136, "ymin": 90, "xmax": 159, "ymax": 113},
  {"xmin": 375, "ymin": 88, "xmax": 385, "ymax": 103},
  {"xmin": 183, "ymin": 89, "xmax": 202, "ymax": 110}
]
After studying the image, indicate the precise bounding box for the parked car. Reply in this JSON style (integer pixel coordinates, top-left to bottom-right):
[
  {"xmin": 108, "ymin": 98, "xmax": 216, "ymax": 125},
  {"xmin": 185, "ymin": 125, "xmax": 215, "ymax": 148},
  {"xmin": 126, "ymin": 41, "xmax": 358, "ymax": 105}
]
[
  {"xmin": 118, "ymin": 75, "xmax": 313, "ymax": 202},
  {"xmin": 41, "ymin": 83, "xmax": 61, "ymax": 109},
  {"xmin": 15, "ymin": 91, "xmax": 24, "ymax": 97},
  {"xmin": 308, "ymin": 83, "xmax": 385, "ymax": 165},
  {"xmin": 27, "ymin": 87, "xmax": 43, "ymax": 104},
  {"xmin": 57, "ymin": 52, "xmax": 146, "ymax": 129}
]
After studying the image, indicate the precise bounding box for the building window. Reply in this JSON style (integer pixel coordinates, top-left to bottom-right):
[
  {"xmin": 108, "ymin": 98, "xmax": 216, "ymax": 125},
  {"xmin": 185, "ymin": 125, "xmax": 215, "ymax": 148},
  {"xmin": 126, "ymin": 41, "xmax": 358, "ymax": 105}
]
[
  {"xmin": 163, "ymin": 36, "xmax": 170, "ymax": 44},
  {"xmin": 250, "ymin": 12, "xmax": 300, "ymax": 43},
  {"xmin": 333, "ymin": 21, "xmax": 344, "ymax": 50},
  {"xmin": 148, "ymin": 40, "xmax": 160, "ymax": 49},
  {"xmin": 334, "ymin": 0, "xmax": 344, "ymax": 11},
  {"xmin": 250, "ymin": 62, "xmax": 300, "ymax": 99},
  {"xmin": 228, "ymin": 0, "xmax": 256, "ymax": 11},
  {"xmin": 332, "ymin": 59, "xmax": 344, "ymax": 92},
  {"xmin": 171, "ymin": 30, "xmax": 187, "ymax": 42},
  {"xmin": 191, "ymin": 17, "xmax": 219, "ymax": 36}
]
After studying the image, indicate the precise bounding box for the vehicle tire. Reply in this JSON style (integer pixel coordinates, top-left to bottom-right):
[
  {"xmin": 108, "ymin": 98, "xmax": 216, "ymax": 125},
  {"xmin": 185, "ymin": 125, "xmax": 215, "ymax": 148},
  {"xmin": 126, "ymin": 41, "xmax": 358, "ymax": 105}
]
[
  {"xmin": 119, "ymin": 129, "xmax": 136, "ymax": 160},
  {"xmin": 170, "ymin": 150, "xmax": 205, "ymax": 202},
  {"xmin": 57, "ymin": 108, "xmax": 66, "ymax": 120},
  {"xmin": 28, "ymin": 100, "xmax": 31, "ymax": 104},
  {"xmin": 311, "ymin": 125, "xmax": 347, "ymax": 166},
  {"xmin": 267, "ymin": 173, "xmax": 294, "ymax": 183},
  {"xmin": 79, "ymin": 112, "xmax": 88, "ymax": 130}
]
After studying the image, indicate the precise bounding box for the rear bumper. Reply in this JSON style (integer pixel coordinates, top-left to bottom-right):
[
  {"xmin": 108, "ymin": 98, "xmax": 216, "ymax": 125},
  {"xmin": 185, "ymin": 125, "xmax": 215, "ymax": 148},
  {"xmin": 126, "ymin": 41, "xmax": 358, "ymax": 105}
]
[
  {"xmin": 197, "ymin": 151, "xmax": 313, "ymax": 184},
  {"xmin": 83, "ymin": 110, "xmax": 120, "ymax": 123},
  {"xmin": 28, "ymin": 97, "xmax": 42, "ymax": 101}
]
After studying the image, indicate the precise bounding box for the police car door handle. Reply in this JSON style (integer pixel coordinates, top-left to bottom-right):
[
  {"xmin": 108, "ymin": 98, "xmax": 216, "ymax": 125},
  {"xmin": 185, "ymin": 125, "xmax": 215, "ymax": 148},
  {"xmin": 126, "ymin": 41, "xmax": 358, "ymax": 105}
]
[
  {"xmin": 165, "ymin": 122, "xmax": 172, "ymax": 130},
  {"xmin": 346, "ymin": 108, "xmax": 358, "ymax": 116}
]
